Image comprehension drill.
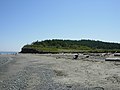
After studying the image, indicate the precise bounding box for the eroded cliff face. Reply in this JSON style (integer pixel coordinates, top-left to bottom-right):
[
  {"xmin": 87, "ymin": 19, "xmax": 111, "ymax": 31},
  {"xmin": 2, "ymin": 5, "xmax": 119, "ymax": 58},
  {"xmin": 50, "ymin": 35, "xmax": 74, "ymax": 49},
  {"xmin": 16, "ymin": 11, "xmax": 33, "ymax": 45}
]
[
  {"xmin": 20, "ymin": 48, "xmax": 40, "ymax": 54},
  {"xmin": 20, "ymin": 48, "xmax": 55, "ymax": 54}
]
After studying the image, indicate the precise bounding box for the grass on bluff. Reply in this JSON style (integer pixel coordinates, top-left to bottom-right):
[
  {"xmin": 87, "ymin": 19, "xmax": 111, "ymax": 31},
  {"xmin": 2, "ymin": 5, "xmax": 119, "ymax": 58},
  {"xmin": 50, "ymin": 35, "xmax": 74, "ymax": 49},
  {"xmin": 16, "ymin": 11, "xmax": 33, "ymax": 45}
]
[
  {"xmin": 23, "ymin": 45, "xmax": 120, "ymax": 53},
  {"xmin": 22, "ymin": 39, "xmax": 120, "ymax": 53}
]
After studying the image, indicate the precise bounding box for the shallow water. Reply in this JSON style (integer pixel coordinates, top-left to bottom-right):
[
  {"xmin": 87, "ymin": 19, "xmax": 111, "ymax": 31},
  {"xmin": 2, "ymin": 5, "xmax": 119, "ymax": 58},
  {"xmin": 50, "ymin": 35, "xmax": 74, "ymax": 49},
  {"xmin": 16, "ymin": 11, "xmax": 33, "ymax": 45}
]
[{"xmin": 0, "ymin": 52, "xmax": 17, "ymax": 55}]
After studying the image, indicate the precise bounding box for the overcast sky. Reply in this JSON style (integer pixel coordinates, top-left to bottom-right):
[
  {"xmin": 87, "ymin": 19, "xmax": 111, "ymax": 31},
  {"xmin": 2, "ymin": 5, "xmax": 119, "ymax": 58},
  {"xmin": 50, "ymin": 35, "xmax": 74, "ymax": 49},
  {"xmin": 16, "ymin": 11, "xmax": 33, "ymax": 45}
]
[{"xmin": 0, "ymin": 0, "xmax": 120, "ymax": 51}]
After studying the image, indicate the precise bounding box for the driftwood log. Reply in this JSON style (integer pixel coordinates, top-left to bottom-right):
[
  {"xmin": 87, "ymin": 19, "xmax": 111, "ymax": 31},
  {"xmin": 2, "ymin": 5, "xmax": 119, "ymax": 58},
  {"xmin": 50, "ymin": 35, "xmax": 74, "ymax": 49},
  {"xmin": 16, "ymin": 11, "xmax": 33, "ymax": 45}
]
[
  {"xmin": 105, "ymin": 58, "xmax": 120, "ymax": 61},
  {"xmin": 114, "ymin": 53, "xmax": 120, "ymax": 56}
]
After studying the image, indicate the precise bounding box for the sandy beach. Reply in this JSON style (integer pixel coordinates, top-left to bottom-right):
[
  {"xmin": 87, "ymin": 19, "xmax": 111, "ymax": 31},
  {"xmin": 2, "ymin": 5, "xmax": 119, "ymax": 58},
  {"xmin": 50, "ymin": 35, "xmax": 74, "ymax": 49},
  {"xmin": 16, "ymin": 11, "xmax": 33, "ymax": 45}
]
[{"xmin": 0, "ymin": 53, "xmax": 120, "ymax": 90}]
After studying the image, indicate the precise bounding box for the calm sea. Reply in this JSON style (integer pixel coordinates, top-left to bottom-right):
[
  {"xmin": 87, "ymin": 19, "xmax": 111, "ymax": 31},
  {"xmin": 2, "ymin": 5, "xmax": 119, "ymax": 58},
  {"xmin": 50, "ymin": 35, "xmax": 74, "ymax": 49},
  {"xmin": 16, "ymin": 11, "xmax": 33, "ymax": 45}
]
[{"xmin": 0, "ymin": 52, "xmax": 18, "ymax": 55}]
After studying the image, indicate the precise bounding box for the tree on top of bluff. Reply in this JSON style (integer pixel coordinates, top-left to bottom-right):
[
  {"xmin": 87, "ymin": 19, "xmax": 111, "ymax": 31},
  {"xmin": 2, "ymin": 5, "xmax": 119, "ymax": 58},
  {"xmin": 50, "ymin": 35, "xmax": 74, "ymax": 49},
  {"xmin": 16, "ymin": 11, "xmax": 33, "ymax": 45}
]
[{"xmin": 29, "ymin": 39, "xmax": 120, "ymax": 49}]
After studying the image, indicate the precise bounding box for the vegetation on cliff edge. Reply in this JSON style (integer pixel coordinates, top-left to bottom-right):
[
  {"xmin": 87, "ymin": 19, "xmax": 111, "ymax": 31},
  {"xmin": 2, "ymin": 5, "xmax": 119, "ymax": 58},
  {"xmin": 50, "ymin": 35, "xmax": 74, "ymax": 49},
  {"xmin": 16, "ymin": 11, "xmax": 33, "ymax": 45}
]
[{"xmin": 21, "ymin": 39, "xmax": 120, "ymax": 53}]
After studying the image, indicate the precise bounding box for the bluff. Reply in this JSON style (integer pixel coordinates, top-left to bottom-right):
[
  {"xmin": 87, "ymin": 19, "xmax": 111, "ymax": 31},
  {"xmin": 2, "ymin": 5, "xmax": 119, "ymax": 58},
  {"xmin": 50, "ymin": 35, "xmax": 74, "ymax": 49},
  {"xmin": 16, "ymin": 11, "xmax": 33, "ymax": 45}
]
[{"xmin": 20, "ymin": 39, "xmax": 120, "ymax": 53}]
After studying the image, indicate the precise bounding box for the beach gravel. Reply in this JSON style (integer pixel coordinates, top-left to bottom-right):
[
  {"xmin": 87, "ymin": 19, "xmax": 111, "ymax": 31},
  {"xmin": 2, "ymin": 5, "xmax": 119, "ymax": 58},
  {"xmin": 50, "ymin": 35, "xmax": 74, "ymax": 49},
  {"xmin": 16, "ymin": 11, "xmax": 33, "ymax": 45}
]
[{"xmin": 0, "ymin": 54, "xmax": 120, "ymax": 90}]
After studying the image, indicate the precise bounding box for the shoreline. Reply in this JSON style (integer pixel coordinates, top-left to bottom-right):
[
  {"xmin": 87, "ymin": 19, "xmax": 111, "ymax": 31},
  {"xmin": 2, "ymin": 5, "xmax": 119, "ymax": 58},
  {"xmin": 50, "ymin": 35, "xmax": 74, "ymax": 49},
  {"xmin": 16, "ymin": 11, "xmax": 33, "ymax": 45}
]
[{"xmin": 0, "ymin": 53, "xmax": 120, "ymax": 90}]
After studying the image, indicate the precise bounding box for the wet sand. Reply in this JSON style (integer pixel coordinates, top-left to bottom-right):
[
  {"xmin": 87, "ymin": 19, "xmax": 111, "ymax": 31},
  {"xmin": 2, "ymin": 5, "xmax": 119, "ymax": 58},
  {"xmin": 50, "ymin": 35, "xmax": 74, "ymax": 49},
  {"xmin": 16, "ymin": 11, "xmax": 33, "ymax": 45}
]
[{"xmin": 0, "ymin": 54, "xmax": 120, "ymax": 90}]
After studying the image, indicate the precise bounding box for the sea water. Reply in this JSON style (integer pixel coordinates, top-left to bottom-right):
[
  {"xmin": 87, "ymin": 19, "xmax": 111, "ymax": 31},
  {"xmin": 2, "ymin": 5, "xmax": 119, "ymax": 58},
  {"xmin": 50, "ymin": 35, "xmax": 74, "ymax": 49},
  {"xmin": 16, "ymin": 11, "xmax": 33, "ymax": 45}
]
[{"xmin": 0, "ymin": 51, "xmax": 18, "ymax": 55}]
